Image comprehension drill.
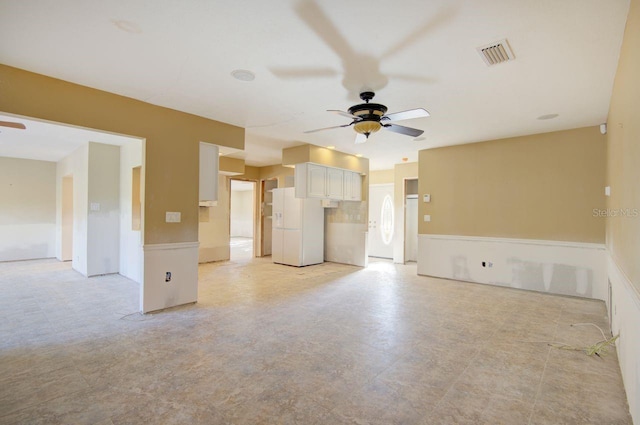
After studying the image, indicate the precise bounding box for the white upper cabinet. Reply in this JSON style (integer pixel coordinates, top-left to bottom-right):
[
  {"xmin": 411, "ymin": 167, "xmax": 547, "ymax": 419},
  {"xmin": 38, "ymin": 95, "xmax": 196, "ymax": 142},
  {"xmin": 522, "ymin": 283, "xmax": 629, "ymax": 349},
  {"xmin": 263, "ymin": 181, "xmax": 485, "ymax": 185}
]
[
  {"xmin": 199, "ymin": 142, "xmax": 219, "ymax": 202},
  {"xmin": 343, "ymin": 171, "xmax": 362, "ymax": 201},
  {"xmin": 295, "ymin": 163, "xmax": 363, "ymax": 201},
  {"xmin": 307, "ymin": 163, "xmax": 327, "ymax": 198},
  {"xmin": 326, "ymin": 167, "xmax": 344, "ymax": 199}
]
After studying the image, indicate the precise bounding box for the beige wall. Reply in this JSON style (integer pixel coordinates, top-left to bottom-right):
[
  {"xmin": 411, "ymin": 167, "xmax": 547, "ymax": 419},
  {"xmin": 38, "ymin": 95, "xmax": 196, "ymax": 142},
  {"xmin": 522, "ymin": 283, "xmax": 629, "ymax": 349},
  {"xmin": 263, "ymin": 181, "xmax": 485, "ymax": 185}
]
[
  {"xmin": 0, "ymin": 64, "xmax": 244, "ymax": 246},
  {"xmin": 607, "ymin": 0, "xmax": 640, "ymax": 292},
  {"xmin": 258, "ymin": 165, "xmax": 294, "ymax": 188},
  {"xmin": 282, "ymin": 144, "xmax": 368, "ymax": 174},
  {"xmin": 418, "ymin": 127, "xmax": 606, "ymax": 243},
  {"xmin": 198, "ymin": 175, "xmax": 231, "ymax": 262},
  {"xmin": 370, "ymin": 169, "xmax": 394, "ymax": 185}
]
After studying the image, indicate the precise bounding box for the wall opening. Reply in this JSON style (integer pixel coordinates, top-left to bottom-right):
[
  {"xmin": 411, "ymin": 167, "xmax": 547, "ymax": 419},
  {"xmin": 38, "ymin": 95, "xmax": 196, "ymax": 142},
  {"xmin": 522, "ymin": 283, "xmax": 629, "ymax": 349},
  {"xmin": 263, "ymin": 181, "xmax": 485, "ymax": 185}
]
[
  {"xmin": 404, "ymin": 178, "xmax": 419, "ymax": 263},
  {"xmin": 229, "ymin": 179, "xmax": 256, "ymax": 260}
]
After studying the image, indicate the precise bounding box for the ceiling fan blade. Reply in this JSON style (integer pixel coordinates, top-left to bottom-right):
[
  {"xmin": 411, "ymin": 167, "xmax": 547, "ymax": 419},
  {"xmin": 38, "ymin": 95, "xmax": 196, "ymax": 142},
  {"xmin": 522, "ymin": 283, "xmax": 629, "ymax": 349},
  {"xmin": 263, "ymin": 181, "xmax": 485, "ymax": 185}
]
[
  {"xmin": 295, "ymin": 0, "xmax": 356, "ymax": 64},
  {"xmin": 304, "ymin": 123, "xmax": 353, "ymax": 134},
  {"xmin": 386, "ymin": 73, "xmax": 436, "ymax": 84},
  {"xmin": 269, "ymin": 67, "xmax": 339, "ymax": 79},
  {"xmin": 383, "ymin": 108, "xmax": 430, "ymax": 122},
  {"xmin": 383, "ymin": 123, "xmax": 424, "ymax": 138},
  {"xmin": 354, "ymin": 133, "xmax": 367, "ymax": 144},
  {"xmin": 327, "ymin": 109, "xmax": 359, "ymax": 120},
  {"xmin": 379, "ymin": 7, "xmax": 456, "ymax": 61},
  {"xmin": 0, "ymin": 120, "xmax": 26, "ymax": 130}
]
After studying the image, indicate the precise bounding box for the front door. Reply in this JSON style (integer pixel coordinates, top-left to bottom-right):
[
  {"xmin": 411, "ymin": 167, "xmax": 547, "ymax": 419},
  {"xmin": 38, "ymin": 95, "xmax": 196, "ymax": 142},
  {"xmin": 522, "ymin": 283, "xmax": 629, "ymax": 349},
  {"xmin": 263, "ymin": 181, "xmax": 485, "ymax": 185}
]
[{"xmin": 368, "ymin": 184, "xmax": 394, "ymax": 259}]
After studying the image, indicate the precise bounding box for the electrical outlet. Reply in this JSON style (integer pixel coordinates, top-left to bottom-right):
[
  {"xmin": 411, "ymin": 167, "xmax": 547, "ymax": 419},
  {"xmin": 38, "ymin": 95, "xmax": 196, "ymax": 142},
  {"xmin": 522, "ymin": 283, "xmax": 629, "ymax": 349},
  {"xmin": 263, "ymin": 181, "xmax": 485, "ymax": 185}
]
[{"xmin": 165, "ymin": 212, "xmax": 181, "ymax": 223}]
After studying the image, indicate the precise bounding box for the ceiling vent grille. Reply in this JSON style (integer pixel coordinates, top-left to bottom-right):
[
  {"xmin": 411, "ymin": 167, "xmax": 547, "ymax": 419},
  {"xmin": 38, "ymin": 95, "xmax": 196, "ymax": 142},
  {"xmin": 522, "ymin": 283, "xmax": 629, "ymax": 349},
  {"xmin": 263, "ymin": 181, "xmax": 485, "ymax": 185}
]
[{"xmin": 477, "ymin": 39, "xmax": 515, "ymax": 66}]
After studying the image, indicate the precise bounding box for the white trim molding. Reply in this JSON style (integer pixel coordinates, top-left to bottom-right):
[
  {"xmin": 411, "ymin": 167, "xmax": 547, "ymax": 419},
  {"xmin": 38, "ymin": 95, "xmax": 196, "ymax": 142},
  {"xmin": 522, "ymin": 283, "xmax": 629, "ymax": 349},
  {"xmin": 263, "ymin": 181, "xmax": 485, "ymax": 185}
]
[
  {"xmin": 418, "ymin": 234, "xmax": 607, "ymax": 300},
  {"xmin": 141, "ymin": 241, "xmax": 200, "ymax": 313},
  {"xmin": 608, "ymin": 253, "xmax": 640, "ymax": 424}
]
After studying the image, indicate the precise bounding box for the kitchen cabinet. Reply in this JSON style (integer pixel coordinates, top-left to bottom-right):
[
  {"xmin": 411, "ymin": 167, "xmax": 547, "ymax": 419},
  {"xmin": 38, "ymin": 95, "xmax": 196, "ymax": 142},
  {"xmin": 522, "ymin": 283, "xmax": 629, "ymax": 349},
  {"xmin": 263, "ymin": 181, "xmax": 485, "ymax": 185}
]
[
  {"xmin": 326, "ymin": 167, "xmax": 344, "ymax": 199},
  {"xmin": 343, "ymin": 171, "xmax": 362, "ymax": 201},
  {"xmin": 307, "ymin": 163, "xmax": 327, "ymax": 198},
  {"xmin": 295, "ymin": 163, "xmax": 361, "ymax": 201},
  {"xmin": 199, "ymin": 142, "xmax": 219, "ymax": 203}
]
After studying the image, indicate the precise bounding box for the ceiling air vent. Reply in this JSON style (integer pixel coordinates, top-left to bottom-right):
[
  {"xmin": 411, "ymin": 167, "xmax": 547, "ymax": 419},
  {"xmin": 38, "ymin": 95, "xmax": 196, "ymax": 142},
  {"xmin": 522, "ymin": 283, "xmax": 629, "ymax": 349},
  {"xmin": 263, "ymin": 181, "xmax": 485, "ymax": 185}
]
[{"xmin": 477, "ymin": 39, "xmax": 514, "ymax": 66}]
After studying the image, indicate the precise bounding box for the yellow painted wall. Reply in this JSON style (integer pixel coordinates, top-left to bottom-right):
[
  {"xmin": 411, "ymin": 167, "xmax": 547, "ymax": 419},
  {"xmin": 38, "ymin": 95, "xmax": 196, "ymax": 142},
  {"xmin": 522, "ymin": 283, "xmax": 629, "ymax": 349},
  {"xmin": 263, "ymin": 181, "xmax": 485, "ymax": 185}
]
[
  {"xmin": 607, "ymin": 0, "xmax": 640, "ymax": 292},
  {"xmin": 0, "ymin": 64, "xmax": 244, "ymax": 245},
  {"xmin": 282, "ymin": 144, "xmax": 368, "ymax": 174},
  {"xmin": 418, "ymin": 127, "xmax": 606, "ymax": 243},
  {"xmin": 370, "ymin": 169, "xmax": 394, "ymax": 185}
]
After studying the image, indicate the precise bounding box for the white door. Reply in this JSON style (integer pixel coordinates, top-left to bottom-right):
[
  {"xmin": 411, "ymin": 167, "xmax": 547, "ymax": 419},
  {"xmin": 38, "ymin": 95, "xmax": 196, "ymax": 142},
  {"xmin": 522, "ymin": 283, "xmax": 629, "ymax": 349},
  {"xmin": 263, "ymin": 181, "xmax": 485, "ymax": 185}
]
[
  {"xmin": 368, "ymin": 184, "xmax": 394, "ymax": 259},
  {"xmin": 405, "ymin": 196, "xmax": 418, "ymax": 262}
]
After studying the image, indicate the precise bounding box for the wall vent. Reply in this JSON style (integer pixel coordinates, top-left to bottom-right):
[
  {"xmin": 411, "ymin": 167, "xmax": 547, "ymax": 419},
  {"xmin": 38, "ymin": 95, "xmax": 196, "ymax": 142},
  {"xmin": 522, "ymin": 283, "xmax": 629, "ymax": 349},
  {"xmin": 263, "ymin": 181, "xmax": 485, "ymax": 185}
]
[{"xmin": 477, "ymin": 39, "xmax": 515, "ymax": 66}]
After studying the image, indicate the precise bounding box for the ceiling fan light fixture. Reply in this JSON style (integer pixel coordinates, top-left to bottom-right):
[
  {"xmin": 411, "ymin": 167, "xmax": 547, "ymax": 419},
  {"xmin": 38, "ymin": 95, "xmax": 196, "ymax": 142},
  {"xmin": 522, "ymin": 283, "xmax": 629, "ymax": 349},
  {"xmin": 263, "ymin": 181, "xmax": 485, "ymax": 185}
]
[{"xmin": 354, "ymin": 120, "xmax": 381, "ymax": 137}]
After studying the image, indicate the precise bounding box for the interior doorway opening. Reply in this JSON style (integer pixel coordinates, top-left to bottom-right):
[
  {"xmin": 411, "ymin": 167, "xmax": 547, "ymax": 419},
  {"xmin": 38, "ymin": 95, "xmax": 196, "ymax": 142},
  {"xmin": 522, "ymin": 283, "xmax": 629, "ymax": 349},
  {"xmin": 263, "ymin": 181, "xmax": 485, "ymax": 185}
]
[
  {"xmin": 260, "ymin": 179, "xmax": 278, "ymax": 257},
  {"xmin": 229, "ymin": 179, "xmax": 256, "ymax": 260},
  {"xmin": 404, "ymin": 178, "xmax": 419, "ymax": 263}
]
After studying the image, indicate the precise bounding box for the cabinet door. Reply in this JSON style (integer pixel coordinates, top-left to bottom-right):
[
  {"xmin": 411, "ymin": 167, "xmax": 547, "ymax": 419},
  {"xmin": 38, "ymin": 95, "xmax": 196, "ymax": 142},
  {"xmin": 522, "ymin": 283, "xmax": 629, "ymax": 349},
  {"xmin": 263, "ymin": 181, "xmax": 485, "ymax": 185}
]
[
  {"xmin": 344, "ymin": 171, "xmax": 362, "ymax": 201},
  {"xmin": 326, "ymin": 167, "xmax": 344, "ymax": 200},
  {"xmin": 307, "ymin": 164, "xmax": 327, "ymax": 198},
  {"xmin": 199, "ymin": 142, "xmax": 219, "ymax": 201}
]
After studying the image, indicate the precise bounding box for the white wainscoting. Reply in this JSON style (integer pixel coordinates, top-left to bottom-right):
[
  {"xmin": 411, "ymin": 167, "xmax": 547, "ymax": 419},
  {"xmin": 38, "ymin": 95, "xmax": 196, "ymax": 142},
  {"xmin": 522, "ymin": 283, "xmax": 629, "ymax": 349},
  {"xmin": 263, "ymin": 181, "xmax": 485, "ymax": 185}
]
[
  {"xmin": 417, "ymin": 234, "xmax": 607, "ymax": 301},
  {"xmin": 142, "ymin": 242, "xmax": 199, "ymax": 313},
  {"xmin": 608, "ymin": 254, "xmax": 640, "ymax": 424},
  {"xmin": 325, "ymin": 223, "xmax": 368, "ymax": 267}
]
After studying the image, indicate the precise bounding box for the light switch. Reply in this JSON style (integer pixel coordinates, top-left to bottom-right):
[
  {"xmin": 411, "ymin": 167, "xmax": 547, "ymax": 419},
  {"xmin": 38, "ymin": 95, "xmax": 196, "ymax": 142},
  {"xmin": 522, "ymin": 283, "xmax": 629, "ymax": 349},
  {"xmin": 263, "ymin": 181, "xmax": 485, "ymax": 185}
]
[
  {"xmin": 423, "ymin": 214, "xmax": 431, "ymax": 222},
  {"xmin": 423, "ymin": 194, "xmax": 431, "ymax": 203},
  {"xmin": 90, "ymin": 202, "xmax": 100, "ymax": 211},
  {"xmin": 166, "ymin": 211, "xmax": 181, "ymax": 223},
  {"xmin": 605, "ymin": 186, "xmax": 611, "ymax": 197}
]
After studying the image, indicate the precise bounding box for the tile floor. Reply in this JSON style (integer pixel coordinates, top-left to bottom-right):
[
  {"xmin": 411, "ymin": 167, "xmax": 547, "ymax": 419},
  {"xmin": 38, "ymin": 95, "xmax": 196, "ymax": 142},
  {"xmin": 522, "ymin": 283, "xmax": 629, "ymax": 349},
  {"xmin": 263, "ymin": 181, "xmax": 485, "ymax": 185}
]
[{"xmin": 0, "ymin": 257, "xmax": 632, "ymax": 424}]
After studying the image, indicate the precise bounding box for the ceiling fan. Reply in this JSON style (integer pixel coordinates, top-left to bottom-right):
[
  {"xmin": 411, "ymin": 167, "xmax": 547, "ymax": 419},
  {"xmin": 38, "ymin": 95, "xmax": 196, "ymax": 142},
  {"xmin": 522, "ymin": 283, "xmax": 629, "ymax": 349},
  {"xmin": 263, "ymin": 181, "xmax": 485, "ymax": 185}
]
[
  {"xmin": 305, "ymin": 91, "xmax": 429, "ymax": 144},
  {"xmin": 0, "ymin": 120, "xmax": 26, "ymax": 130}
]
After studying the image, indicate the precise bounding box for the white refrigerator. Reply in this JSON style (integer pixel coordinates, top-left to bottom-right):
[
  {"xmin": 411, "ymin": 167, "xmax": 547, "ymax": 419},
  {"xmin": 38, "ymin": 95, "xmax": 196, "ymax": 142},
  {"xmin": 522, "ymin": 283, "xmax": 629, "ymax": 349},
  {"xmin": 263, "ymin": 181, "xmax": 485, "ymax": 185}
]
[{"xmin": 272, "ymin": 187, "xmax": 324, "ymax": 267}]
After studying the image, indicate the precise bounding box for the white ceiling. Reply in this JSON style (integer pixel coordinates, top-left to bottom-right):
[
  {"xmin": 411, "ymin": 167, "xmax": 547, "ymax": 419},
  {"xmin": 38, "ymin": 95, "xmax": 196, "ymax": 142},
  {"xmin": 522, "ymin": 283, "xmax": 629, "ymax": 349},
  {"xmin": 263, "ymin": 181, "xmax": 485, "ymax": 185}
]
[
  {"xmin": 0, "ymin": 0, "xmax": 630, "ymax": 170},
  {"xmin": 0, "ymin": 113, "xmax": 141, "ymax": 162}
]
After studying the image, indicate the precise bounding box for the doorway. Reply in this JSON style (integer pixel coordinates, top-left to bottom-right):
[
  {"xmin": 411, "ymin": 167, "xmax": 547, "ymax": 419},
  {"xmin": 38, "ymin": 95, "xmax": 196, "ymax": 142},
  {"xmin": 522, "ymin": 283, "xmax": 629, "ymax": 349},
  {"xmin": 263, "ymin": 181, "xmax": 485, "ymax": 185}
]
[
  {"xmin": 404, "ymin": 179, "xmax": 419, "ymax": 263},
  {"xmin": 260, "ymin": 179, "xmax": 278, "ymax": 257},
  {"xmin": 230, "ymin": 179, "xmax": 256, "ymax": 260},
  {"xmin": 368, "ymin": 184, "xmax": 394, "ymax": 259}
]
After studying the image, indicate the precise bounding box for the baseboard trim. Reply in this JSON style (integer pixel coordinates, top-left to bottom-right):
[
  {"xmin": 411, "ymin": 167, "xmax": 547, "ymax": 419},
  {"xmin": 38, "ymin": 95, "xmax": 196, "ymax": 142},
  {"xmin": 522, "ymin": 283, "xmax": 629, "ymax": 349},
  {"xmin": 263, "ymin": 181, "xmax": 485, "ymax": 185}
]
[
  {"xmin": 422, "ymin": 234, "xmax": 605, "ymax": 250},
  {"xmin": 143, "ymin": 242, "xmax": 199, "ymax": 251}
]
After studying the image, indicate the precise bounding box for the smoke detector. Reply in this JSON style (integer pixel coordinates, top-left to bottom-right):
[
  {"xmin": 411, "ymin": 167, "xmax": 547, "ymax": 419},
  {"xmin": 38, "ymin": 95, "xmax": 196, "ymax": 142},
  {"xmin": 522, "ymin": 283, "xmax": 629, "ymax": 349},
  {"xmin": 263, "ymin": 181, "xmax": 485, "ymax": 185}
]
[{"xmin": 477, "ymin": 39, "xmax": 515, "ymax": 66}]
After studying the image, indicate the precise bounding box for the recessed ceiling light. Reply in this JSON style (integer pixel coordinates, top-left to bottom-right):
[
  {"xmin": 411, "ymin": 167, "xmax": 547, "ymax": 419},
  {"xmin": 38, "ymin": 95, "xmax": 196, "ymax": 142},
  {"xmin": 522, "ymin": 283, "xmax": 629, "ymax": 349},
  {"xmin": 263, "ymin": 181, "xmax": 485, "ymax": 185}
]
[
  {"xmin": 327, "ymin": 145, "xmax": 335, "ymax": 150},
  {"xmin": 355, "ymin": 154, "xmax": 363, "ymax": 158},
  {"xmin": 231, "ymin": 69, "xmax": 255, "ymax": 82},
  {"xmin": 537, "ymin": 113, "xmax": 559, "ymax": 120}
]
